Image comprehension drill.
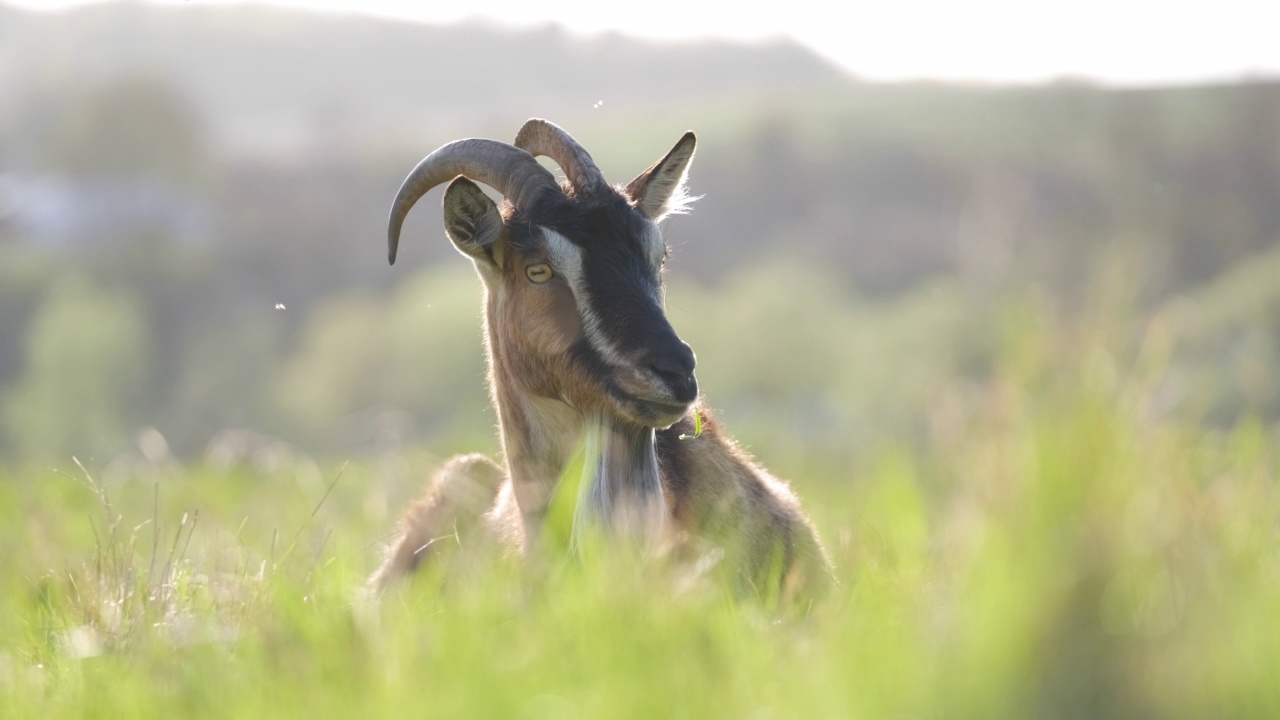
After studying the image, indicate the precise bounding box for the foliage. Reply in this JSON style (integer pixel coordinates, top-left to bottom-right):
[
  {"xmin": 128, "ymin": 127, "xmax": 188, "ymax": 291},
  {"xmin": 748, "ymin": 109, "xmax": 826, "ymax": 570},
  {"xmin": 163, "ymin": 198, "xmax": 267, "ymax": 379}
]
[
  {"xmin": 2, "ymin": 275, "xmax": 150, "ymax": 460},
  {"xmin": 274, "ymin": 266, "xmax": 493, "ymax": 452},
  {"xmin": 2, "ymin": 305, "xmax": 1277, "ymax": 718},
  {"xmin": 46, "ymin": 77, "xmax": 208, "ymax": 183},
  {"xmin": 3, "ymin": 33, "xmax": 1280, "ymax": 462}
]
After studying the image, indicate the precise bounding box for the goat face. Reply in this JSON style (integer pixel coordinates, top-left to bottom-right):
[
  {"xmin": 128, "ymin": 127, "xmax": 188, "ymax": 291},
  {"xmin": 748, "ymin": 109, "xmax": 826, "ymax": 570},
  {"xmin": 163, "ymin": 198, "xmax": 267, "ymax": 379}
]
[
  {"xmin": 388, "ymin": 120, "xmax": 699, "ymax": 430},
  {"xmin": 442, "ymin": 136, "xmax": 698, "ymax": 429}
]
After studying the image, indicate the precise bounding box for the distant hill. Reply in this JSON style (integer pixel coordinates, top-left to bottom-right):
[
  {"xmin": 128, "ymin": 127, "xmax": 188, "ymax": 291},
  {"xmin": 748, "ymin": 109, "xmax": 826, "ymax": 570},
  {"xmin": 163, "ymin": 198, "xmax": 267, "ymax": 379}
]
[
  {"xmin": 0, "ymin": 2, "xmax": 847, "ymax": 153},
  {"xmin": 2, "ymin": 0, "xmax": 1278, "ymax": 299}
]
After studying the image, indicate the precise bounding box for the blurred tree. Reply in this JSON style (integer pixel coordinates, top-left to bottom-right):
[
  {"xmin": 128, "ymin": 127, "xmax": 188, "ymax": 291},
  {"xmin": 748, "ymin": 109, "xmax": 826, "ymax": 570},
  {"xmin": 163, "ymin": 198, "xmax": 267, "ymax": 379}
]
[
  {"xmin": 671, "ymin": 262, "xmax": 850, "ymax": 407},
  {"xmin": 2, "ymin": 275, "xmax": 150, "ymax": 460},
  {"xmin": 274, "ymin": 293, "xmax": 387, "ymax": 442},
  {"xmin": 2, "ymin": 3, "xmax": 1278, "ymax": 460},
  {"xmin": 0, "ymin": 245, "xmax": 56, "ymax": 392},
  {"xmin": 48, "ymin": 76, "xmax": 207, "ymax": 183},
  {"xmin": 273, "ymin": 266, "xmax": 490, "ymax": 451},
  {"xmin": 384, "ymin": 267, "xmax": 490, "ymax": 427}
]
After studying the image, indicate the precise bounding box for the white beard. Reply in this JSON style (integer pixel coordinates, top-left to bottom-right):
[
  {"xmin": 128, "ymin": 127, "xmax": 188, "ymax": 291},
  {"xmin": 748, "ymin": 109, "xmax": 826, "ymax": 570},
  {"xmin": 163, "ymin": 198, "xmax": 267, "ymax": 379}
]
[{"xmin": 569, "ymin": 415, "xmax": 666, "ymax": 551}]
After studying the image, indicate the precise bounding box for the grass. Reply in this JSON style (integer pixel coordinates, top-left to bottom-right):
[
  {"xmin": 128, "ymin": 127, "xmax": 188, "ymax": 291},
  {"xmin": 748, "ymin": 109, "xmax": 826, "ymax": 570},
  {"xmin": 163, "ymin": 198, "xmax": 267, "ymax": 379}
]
[
  {"xmin": 2, "ymin": 331, "xmax": 1279, "ymax": 718},
  {"xmin": 678, "ymin": 410, "xmax": 703, "ymax": 441}
]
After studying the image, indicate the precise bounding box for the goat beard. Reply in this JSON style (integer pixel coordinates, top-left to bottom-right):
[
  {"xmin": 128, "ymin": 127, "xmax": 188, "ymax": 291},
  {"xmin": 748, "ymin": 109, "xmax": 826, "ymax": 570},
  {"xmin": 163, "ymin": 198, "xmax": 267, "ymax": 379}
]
[{"xmin": 570, "ymin": 415, "xmax": 666, "ymax": 549}]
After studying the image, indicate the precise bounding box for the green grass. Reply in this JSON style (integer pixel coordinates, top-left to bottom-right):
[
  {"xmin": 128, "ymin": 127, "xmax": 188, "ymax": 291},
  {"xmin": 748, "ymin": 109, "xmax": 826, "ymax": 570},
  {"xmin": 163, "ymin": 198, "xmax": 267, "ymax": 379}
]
[{"xmin": 2, "ymin": 339, "xmax": 1279, "ymax": 718}]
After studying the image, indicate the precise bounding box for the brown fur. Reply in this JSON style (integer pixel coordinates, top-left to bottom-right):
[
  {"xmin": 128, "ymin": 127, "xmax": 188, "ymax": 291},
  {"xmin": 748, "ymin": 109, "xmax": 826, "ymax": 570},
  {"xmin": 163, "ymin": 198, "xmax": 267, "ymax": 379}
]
[
  {"xmin": 656, "ymin": 411, "xmax": 831, "ymax": 598},
  {"xmin": 368, "ymin": 453, "xmax": 506, "ymax": 590}
]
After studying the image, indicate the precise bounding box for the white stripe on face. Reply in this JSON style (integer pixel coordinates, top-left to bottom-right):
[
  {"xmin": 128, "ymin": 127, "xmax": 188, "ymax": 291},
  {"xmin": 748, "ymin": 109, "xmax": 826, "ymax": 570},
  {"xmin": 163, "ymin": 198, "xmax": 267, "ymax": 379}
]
[
  {"xmin": 541, "ymin": 227, "xmax": 627, "ymax": 367},
  {"xmin": 642, "ymin": 222, "xmax": 665, "ymax": 273}
]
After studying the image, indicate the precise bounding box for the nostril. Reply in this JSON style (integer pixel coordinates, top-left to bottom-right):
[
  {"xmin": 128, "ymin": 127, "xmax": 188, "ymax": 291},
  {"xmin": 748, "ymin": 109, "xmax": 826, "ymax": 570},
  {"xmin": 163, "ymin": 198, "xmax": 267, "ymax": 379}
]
[
  {"xmin": 677, "ymin": 341, "xmax": 696, "ymax": 374},
  {"xmin": 648, "ymin": 356, "xmax": 686, "ymax": 383},
  {"xmin": 647, "ymin": 343, "xmax": 699, "ymax": 402},
  {"xmin": 649, "ymin": 345, "xmax": 695, "ymax": 382}
]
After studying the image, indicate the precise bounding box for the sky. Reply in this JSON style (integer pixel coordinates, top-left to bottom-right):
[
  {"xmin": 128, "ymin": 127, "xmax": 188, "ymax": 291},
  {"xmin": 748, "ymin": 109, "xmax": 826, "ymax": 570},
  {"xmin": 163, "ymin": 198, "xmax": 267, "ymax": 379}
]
[{"xmin": 9, "ymin": 0, "xmax": 1280, "ymax": 84}]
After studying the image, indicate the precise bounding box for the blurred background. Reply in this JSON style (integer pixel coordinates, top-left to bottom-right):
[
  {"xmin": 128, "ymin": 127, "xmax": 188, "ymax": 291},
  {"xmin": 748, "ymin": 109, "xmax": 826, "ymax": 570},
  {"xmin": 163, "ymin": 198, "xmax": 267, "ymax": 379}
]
[
  {"xmin": 7, "ymin": 7, "xmax": 1280, "ymax": 714},
  {"xmin": 0, "ymin": 0, "xmax": 1278, "ymax": 468}
]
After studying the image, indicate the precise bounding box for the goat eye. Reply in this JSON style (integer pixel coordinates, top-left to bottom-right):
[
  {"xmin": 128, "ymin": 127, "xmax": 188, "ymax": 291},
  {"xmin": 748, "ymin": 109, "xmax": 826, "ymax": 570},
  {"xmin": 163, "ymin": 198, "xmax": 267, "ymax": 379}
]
[{"xmin": 525, "ymin": 263, "xmax": 553, "ymax": 283}]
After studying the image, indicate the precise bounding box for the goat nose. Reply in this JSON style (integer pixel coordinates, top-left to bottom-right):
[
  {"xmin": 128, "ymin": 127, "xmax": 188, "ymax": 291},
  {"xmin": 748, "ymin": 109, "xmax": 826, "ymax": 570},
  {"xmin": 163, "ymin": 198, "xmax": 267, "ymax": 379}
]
[
  {"xmin": 648, "ymin": 341, "xmax": 696, "ymax": 378},
  {"xmin": 647, "ymin": 341, "xmax": 698, "ymax": 401}
]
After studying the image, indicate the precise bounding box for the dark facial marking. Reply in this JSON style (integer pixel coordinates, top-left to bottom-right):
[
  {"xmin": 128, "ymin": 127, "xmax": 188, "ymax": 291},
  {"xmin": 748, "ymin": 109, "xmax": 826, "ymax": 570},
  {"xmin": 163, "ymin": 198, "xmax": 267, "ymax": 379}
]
[{"xmin": 509, "ymin": 190, "xmax": 697, "ymax": 416}]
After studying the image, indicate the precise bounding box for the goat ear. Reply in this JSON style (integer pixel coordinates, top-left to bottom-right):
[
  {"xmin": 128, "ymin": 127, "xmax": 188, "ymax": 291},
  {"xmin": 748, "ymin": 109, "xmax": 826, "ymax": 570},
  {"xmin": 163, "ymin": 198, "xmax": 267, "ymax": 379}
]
[
  {"xmin": 625, "ymin": 131, "xmax": 697, "ymax": 221},
  {"xmin": 442, "ymin": 176, "xmax": 504, "ymax": 267}
]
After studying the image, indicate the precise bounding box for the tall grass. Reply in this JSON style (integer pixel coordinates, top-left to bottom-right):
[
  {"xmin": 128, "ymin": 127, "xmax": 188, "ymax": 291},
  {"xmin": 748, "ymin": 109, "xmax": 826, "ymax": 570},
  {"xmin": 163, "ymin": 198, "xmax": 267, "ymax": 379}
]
[{"xmin": 1, "ymin": 307, "xmax": 1278, "ymax": 719}]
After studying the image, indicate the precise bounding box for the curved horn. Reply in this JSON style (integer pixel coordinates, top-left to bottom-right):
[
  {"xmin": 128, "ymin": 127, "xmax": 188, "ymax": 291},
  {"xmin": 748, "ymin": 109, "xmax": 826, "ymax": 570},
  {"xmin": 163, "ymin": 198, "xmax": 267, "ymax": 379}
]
[
  {"xmin": 514, "ymin": 118, "xmax": 607, "ymax": 195},
  {"xmin": 387, "ymin": 138, "xmax": 560, "ymax": 265}
]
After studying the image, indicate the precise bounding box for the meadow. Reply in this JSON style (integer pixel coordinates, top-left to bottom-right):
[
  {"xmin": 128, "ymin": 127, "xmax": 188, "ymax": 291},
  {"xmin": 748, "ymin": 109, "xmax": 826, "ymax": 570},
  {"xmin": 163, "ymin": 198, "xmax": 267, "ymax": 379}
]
[
  {"xmin": 3, "ymin": 8, "xmax": 1279, "ymax": 715},
  {"xmin": 3, "ymin": 297, "xmax": 1277, "ymax": 719}
]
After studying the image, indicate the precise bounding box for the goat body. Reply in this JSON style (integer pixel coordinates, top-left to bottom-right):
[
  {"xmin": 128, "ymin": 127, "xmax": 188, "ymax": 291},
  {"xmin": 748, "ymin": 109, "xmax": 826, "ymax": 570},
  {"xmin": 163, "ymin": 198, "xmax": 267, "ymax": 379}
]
[{"xmin": 371, "ymin": 120, "xmax": 832, "ymax": 599}]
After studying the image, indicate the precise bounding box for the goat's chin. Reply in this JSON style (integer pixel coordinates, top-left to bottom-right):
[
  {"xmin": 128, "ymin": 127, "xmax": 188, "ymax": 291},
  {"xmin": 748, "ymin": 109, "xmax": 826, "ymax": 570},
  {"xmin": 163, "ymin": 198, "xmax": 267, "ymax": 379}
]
[
  {"xmin": 603, "ymin": 374, "xmax": 694, "ymax": 429},
  {"xmin": 610, "ymin": 395, "xmax": 692, "ymax": 430}
]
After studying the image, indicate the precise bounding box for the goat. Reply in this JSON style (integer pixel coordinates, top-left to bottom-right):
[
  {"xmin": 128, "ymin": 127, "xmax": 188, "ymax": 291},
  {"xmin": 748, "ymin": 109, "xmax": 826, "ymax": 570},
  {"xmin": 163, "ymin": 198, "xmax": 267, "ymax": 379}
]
[{"xmin": 370, "ymin": 119, "xmax": 832, "ymax": 599}]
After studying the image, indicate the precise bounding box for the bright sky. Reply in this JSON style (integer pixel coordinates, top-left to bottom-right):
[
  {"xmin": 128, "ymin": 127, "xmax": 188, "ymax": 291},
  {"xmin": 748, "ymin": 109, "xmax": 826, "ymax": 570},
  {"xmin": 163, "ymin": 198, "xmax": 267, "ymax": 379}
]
[{"xmin": 10, "ymin": 0, "xmax": 1280, "ymax": 84}]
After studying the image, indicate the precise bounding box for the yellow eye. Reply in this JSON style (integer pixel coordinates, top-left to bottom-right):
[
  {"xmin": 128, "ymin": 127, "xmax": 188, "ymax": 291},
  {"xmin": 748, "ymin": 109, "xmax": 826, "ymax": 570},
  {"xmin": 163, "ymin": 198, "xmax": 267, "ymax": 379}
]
[{"xmin": 526, "ymin": 263, "xmax": 553, "ymax": 283}]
